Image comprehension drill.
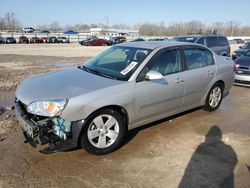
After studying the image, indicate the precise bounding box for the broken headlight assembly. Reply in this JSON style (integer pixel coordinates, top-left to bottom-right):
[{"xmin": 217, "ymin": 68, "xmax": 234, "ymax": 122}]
[{"xmin": 27, "ymin": 99, "xmax": 67, "ymax": 117}]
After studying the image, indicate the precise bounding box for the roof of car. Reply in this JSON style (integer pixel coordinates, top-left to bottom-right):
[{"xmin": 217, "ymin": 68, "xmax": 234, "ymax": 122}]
[
  {"xmin": 116, "ymin": 41, "xmax": 197, "ymax": 49},
  {"xmin": 174, "ymin": 34, "xmax": 227, "ymax": 38}
]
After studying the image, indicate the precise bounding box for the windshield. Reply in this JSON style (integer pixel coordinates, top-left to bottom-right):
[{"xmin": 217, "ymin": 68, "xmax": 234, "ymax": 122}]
[
  {"xmin": 173, "ymin": 37, "xmax": 198, "ymax": 43},
  {"xmin": 242, "ymin": 43, "xmax": 250, "ymax": 49},
  {"xmin": 81, "ymin": 46, "xmax": 152, "ymax": 81},
  {"xmin": 245, "ymin": 50, "xmax": 250, "ymax": 56}
]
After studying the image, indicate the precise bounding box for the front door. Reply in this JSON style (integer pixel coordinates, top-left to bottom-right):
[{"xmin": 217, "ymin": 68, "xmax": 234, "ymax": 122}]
[{"xmin": 134, "ymin": 48, "xmax": 185, "ymax": 122}]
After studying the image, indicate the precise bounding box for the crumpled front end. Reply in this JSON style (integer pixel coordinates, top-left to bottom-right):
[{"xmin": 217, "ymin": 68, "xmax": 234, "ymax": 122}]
[{"xmin": 14, "ymin": 98, "xmax": 84, "ymax": 154}]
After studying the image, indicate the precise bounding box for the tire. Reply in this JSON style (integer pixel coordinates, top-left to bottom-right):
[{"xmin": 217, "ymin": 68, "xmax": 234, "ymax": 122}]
[
  {"xmin": 202, "ymin": 83, "xmax": 224, "ymax": 112},
  {"xmin": 80, "ymin": 108, "xmax": 127, "ymax": 155}
]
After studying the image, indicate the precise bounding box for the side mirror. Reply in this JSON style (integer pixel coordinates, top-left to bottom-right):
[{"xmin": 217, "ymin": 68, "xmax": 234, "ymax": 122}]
[{"xmin": 145, "ymin": 70, "xmax": 164, "ymax": 81}]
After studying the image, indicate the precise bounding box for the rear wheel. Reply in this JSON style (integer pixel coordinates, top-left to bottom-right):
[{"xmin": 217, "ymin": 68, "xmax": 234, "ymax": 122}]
[
  {"xmin": 203, "ymin": 83, "xmax": 224, "ymax": 111},
  {"xmin": 80, "ymin": 108, "xmax": 127, "ymax": 155}
]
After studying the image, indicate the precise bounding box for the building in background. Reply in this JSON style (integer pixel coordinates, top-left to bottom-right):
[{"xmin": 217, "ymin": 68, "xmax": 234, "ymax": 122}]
[{"xmin": 90, "ymin": 28, "xmax": 139, "ymax": 38}]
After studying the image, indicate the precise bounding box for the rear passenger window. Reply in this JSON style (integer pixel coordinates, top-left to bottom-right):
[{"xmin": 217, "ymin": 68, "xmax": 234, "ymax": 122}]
[
  {"xmin": 184, "ymin": 48, "xmax": 214, "ymax": 70},
  {"xmin": 206, "ymin": 37, "xmax": 218, "ymax": 48},
  {"xmin": 218, "ymin": 37, "xmax": 229, "ymax": 46},
  {"xmin": 196, "ymin": 38, "xmax": 205, "ymax": 45}
]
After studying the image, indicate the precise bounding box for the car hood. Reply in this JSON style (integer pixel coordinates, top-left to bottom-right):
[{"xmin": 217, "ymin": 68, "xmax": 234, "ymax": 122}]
[
  {"xmin": 234, "ymin": 48, "xmax": 248, "ymax": 54},
  {"xmin": 235, "ymin": 56, "xmax": 250, "ymax": 66},
  {"xmin": 16, "ymin": 68, "xmax": 124, "ymax": 105}
]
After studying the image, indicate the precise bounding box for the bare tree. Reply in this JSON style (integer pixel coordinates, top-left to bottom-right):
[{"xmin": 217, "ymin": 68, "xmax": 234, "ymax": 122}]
[
  {"xmin": 211, "ymin": 22, "xmax": 225, "ymax": 35},
  {"xmin": 0, "ymin": 16, "xmax": 6, "ymax": 32},
  {"xmin": 112, "ymin": 24, "xmax": 130, "ymax": 29},
  {"xmin": 184, "ymin": 20, "xmax": 204, "ymax": 35},
  {"xmin": 5, "ymin": 12, "xmax": 21, "ymax": 31},
  {"xmin": 37, "ymin": 24, "xmax": 49, "ymax": 31},
  {"xmin": 90, "ymin": 24, "xmax": 98, "ymax": 28},
  {"xmin": 166, "ymin": 22, "xmax": 184, "ymax": 36},
  {"xmin": 49, "ymin": 22, "xmax": 61, "ymax": 33},
  {"xmin": 73, "ymin": 24, "xmax": 90, "ymax": 31},
  {"xmin": 139, "ymin": 22, "xmax": 167, "ymax": 36}
]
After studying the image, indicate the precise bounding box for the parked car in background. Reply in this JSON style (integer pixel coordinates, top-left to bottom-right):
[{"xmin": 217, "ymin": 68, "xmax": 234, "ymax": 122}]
[
  {"xmin": 232, "ymin": 42, "xmax": 250, "ymax": 60},
  {"xmin": 41, "ymin": 37, "xmax": 49, "ymax": 43},
  {"xmin": 244, "ymin": 39, "xmax": 250, "ymax": 43},
  {"xmin": 30, "ymin": 37, "xmax": 43, "ymax": 43},
  {"xmin": 79, "ymin": 36, "xmax": 97, "ymax": 45},
  {"xmin": 148, "ymin": 38, "xmax": 161, "ymax": 41},
  {"xmin": 108, "ymin": 36, "xmax": 126, "ymax": 45},
  {"xmin": 5, "ymin": 37, "xmax": 17, "ymax": 44},
  {"xmin": 57, "ymin": 37, "xmax": 69, "ymax": 43},
  {"xmin": 130, "ymin": 38, "xmax": 145, "ymax": 42},
  {"xmin": 229, "ymin": 39, "xmax": 237, "ymax": 44},
  {"xmin": 234, "ymin": 50, "xmax": 250, "ymax": 87},
  {"xmin": 22, "ymin": 27, "xmax": 35, "ymax": 33},
  {"xmin": 40, "ymin": 30, "xmax": 50, "ymax": 34},
  {"xmin": 233, "ymin": 38, "xmax": 245, "ymax": 44},
  {"xmin": 81, "ymin": 37, "xmax": 108, "ymax": 46},
  {"xmin": 48, "ymin": 36, "xmax": 58, "ymax": 43},
  {"xmin": 15, "ymin": 42, "xmax": 235, "ymax": 155},
  {"xmin": 173, "ymin": 34, "xmax": 230, "ymax": 57},
  {"xmin": 64, "ymin": 30, "xmax": 78, "ymax": 34},
  {"xmin": 19, "ymin": 36, "xmax": 29, "ymax": 43},
  {"xmin": 0, "ymin": 37, "xmax": 5, "ymax": 44}
]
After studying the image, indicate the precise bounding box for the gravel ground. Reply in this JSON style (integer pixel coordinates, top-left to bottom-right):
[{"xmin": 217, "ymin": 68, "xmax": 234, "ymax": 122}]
[{"xmin": 0, "ymin": 43, "xmax": 249, "ymax": 188}]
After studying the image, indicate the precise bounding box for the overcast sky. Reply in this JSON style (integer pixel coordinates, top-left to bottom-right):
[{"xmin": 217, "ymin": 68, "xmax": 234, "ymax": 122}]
[{"xmin": 1, "ymin": 0, "xmax": 250, "ymax": 27}]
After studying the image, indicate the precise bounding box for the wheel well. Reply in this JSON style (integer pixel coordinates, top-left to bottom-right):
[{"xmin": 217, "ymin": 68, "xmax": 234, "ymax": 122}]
[
  {"xmin": 215, "ymin": 80, "xmax": 225, "ymax": 91},
  {"xmin": 77, "ymin": 105, "xmax": 129, "ymax": 146},
  {"xmin": 94, "ymin": 105, "xmax": 129, "ymax": 128}
]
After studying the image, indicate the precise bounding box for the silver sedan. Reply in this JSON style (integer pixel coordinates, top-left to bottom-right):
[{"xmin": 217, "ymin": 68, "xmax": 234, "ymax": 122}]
[{"xmin": 15, "ymin": 42, "xmax": 235, "ymax": 155}]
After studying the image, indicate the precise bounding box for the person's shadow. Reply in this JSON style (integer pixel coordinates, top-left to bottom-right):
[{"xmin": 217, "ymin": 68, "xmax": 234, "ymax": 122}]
[{"xmin": 178, "ymin": 126, "xmax": 238, "ymax": 188}]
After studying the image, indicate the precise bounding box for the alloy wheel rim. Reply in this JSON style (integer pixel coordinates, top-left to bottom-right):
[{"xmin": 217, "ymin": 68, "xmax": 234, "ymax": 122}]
[
  {"xmin": 87, "ymin": 114, "xmax": 119, "ymax": 148},
  {"xmin": 209, "ymin": 87, "xmax": 222, "ymax": 108}
]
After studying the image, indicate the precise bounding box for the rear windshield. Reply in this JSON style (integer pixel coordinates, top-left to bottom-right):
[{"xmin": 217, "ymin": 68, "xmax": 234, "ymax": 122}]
[{"xmin": 242, "ymin": 43, "xmax": 250, "ymax": 49}]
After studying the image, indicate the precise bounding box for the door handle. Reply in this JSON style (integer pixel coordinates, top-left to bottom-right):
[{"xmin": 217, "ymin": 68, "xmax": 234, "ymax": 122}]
[{"xmin": 175, "ymin": 78, "xmax": 185, "ymax": 83}]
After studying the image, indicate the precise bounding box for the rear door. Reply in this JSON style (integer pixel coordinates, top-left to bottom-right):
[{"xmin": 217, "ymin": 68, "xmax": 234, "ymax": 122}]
[{"xmin": 182, "ymin": 46, "xmax": 216, "ymax": 109}]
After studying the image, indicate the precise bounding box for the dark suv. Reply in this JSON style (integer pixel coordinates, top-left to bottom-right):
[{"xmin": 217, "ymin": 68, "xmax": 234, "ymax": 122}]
[
  {"xmin": 173, "ymin": 34, "xmax": 230, "ymax": 57},
  {"xmin": 232, "ymin": 42, "xmax": 250, "ymax": 60}
]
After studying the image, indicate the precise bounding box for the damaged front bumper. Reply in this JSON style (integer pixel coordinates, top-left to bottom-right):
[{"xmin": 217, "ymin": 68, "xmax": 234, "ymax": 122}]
[{"xmin": 14, "ymin": 99, "xmax": 84, "ymax": 154}]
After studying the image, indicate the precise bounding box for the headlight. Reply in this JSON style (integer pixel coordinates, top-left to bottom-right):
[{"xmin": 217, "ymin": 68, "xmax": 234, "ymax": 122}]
[{"xmin": 27, "ymin": 99, "xmax": 67, "ymax": 117}]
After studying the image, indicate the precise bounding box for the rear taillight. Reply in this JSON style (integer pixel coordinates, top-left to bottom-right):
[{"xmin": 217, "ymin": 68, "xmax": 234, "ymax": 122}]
[{"xmin": 233, "ymin": 63, "xmax": 237, "ymax": 72}]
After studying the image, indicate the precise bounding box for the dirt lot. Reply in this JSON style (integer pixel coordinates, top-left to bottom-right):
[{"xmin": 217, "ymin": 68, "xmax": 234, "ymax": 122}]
[{"xmin": 0, "ymin": 44, "xmax": 249, "ymax": 188}]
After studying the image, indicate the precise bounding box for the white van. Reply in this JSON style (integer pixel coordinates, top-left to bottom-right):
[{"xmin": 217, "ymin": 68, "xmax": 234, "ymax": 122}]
[{"xmin": 22, "ymin": 27, "xmax": 35, "ymax": 33}]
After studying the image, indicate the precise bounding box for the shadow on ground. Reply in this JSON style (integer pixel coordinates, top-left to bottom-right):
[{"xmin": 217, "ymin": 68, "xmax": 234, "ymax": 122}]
[{"xmin": 178, "ymin": 126, "xmax": 238, "ymax": 188}]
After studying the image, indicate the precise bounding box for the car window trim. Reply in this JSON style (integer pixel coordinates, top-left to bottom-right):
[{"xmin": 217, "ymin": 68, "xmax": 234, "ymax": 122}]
[
  {"xmin": 181, "ymin": 45, "xmax": 215, "ymax": 71},
  {"xmin": 136, "ymin": 46, "xmax": 183, "ymax": 82}
]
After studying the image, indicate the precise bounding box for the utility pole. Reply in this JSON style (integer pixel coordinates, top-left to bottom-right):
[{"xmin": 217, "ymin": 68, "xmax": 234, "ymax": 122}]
[
  {"xmin": 106, "ymin": 16, "xmax": 109, "ymax": 36},
  {"xmin": 6, "ymin": 12, "xmax": 11, "ymax": 31},
  {"xmin": 11, "ymin": 12, "xmax": 15, "ymax": 31},
  {"xmin": 230, "ymin": 21, "xmax": 234, "ymax": 36}
]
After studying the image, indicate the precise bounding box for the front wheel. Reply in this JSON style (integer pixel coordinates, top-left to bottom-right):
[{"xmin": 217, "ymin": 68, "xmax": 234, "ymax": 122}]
[
  {"xmin": 80, "ymin": 109, "xmax": 127, "ymax": 155},
  {"xmin": 203, "ymin": 83, "xmax": 224, "ymax": 111}
]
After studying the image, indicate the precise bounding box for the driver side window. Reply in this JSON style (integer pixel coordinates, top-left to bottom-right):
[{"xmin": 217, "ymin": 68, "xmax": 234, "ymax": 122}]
[{"xmin": 149, "ymin": 49, "xmax": 182, "ymax": 76}]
